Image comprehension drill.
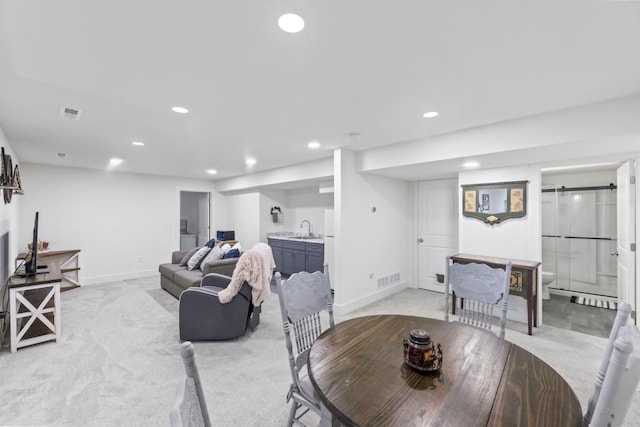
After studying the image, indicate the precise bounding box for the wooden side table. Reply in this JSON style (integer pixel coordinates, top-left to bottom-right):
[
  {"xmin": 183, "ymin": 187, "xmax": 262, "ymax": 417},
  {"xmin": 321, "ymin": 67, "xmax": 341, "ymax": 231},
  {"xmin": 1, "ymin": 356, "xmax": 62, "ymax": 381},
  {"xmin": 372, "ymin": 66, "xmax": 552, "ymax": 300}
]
[
  {"xmin": 16, "ymin": 249, "xmax": 80, "ymax": 291},
  {"xmin": 9, "ymin": 262, "xmax": 62, "ymax": 353},
  {"xmin": 450, "ymin": 253, "xmax": 541, "ymax": 335}
]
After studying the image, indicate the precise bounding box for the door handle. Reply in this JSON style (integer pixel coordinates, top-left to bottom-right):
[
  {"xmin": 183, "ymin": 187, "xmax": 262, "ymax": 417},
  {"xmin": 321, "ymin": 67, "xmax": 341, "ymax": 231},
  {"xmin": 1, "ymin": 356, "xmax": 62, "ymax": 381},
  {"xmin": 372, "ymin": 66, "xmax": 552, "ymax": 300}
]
[
  {"xmin": 611, "ymin": 251, "xmax": 619, "ymax": 256},
  {"xmin": 417, "ymin": 238, "xmax": 424, "ymax": 243}
]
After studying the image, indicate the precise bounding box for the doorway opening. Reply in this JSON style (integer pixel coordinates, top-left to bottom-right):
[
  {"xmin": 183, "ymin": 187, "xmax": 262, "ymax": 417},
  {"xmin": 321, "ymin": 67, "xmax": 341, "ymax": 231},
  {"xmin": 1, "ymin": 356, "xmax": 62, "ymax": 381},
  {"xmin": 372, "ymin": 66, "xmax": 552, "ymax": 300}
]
[
  {"xmin": 540, "ymin": 161, "xmax": 636, "ymax": 336},
  {"xmin": 179, "ymin": 191, "xmax": 210, "ymax": 251},
  {"xmin": 417, "ymin": 179, "xmax": 459, "ymax": 293},
  {"xmin": 541, "ymin": 184, "xmax": 617, "ymax": 298}
]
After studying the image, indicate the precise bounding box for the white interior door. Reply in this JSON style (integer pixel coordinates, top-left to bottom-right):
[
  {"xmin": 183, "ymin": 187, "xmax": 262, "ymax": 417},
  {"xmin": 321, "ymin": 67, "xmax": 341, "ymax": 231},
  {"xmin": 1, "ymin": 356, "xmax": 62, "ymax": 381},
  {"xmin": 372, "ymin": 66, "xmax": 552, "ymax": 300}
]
[
  {"xmin": 616, "ymin": 160, "xmax": 636, "ymax": 321},
  {"xmin": 418, "ymin": 179, "xmax": 458, "ymax": 292}
]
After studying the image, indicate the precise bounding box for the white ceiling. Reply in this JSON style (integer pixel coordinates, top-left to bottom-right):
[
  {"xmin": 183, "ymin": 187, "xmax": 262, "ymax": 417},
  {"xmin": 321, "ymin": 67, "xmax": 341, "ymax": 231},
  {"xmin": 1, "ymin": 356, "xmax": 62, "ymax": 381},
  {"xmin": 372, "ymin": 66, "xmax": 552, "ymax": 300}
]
[{"xmin": 1, "ymin": 1, "xmax": 640, "ymax": 184}]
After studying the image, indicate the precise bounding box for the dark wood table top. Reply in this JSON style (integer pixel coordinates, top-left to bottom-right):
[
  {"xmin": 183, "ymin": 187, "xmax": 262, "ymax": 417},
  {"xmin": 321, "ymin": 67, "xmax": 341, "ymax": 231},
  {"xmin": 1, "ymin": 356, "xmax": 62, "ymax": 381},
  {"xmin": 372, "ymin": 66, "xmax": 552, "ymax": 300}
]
[
  {"xmin": 9, "ymin": 262, "xmax": 62, "ymax": 288},
  {"xmin": 308, "ymin": 315, "xmax": 582, "ymax": 427},
  {"xmin": 452, "ymin": 253, "xmax": 541, "ymax": 270}
]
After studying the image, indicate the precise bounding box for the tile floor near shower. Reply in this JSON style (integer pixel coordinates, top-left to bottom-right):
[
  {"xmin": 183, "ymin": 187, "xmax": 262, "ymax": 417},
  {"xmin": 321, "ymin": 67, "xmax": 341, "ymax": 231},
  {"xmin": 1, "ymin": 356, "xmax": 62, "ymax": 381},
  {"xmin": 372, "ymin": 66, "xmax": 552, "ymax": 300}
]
[{"xmin": 542, "ymin": 294, "xmax": 616, "ymax": 338}]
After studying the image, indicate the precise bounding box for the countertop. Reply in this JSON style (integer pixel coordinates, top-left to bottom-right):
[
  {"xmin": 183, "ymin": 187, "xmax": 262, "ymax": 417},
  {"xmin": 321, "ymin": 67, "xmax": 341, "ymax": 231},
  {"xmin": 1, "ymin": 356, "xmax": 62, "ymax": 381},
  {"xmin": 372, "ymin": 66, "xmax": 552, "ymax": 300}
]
[{"xmin": 267, "ymin": 233, "xmax": 324, "ymax": 244}]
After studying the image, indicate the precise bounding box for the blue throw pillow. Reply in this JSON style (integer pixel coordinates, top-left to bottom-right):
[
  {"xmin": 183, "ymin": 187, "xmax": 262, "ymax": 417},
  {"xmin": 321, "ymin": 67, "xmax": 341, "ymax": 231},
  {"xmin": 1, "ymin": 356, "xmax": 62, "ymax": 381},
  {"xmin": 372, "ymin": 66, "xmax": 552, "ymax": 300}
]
[
  {"xmin": 205, "ymin": 239, "xmax": 217, "ymax": 248},
  {"xmin": 223, "ymin": 248, "xmax": 240, "ymax": 259}
]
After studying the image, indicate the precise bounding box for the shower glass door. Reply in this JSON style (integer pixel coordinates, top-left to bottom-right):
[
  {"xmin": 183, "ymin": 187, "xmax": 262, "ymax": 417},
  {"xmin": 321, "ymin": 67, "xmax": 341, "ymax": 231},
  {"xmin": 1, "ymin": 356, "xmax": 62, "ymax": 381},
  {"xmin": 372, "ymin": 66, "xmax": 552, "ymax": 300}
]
[{"xmin": 542, "ymin": 186, "xmax": 617, "ymax": 297}]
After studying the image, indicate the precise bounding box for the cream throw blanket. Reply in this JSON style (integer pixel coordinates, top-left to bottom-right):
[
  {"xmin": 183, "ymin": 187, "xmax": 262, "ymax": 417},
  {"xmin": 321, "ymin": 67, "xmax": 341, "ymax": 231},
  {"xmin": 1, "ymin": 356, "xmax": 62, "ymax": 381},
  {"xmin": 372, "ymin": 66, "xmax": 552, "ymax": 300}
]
[{"xmin": 217, "ymin": 242, "xmax": 275, "ymax": 305}]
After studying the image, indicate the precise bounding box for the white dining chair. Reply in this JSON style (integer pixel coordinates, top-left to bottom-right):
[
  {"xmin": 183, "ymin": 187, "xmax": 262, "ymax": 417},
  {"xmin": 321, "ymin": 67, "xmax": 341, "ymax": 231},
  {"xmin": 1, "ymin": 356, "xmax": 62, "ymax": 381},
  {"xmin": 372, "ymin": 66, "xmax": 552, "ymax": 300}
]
[
  {"xmin": 170, "ymin": 341, "xmax": 211, "ymax": 427},
  {"xmin": 275, "ymin": 264, "xmax": 334, "ymax": 427},
  {"xmin": 583, "ymin": 302, "xmax": 640, "ymax": 427},
  {"xmin": 444, "ymin": 257, "xmax": 512, "ymax": 339}
]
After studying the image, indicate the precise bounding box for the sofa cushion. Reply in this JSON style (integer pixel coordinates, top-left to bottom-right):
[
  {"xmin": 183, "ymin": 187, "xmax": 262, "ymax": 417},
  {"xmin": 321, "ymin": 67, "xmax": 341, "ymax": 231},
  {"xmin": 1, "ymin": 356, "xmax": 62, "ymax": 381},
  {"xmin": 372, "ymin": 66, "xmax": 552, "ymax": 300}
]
[
  {"xmin": 180, "ymin": 247, "xmax": 200, "ymax": 266},
  {"xmin": 187, "ymin": 246, "xmax": 211, "ymax": 270},
  {"xmin": 201, "ymin": 257, "xmax": 239, "ymax": 277},
  {"xmin": 223, "ymin": 248, "xmax": 240, "ymax": 259},
  {"xmin": 159, "ymin": 263, "xmax": 187, "ymax": 280},
  {"xmin": 200, "ymin": 246, "xmax": 225, "ymax": 268},
  {"xmin": 173, "ymin": 269, "xmax": 204, "ymax": 290}
]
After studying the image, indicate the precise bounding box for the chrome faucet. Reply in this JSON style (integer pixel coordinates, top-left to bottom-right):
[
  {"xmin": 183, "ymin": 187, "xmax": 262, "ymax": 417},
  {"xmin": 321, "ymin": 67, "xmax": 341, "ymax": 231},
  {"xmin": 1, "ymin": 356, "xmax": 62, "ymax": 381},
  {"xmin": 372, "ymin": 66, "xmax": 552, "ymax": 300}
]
[{"xmin": 300, "ymin": 220, "xmax": 312, "ymax": 236}]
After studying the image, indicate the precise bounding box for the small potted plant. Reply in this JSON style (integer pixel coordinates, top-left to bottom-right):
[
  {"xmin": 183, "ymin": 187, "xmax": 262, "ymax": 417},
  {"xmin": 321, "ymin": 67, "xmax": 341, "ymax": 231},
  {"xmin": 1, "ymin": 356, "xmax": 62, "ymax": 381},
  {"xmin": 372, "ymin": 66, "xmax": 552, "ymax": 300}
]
[{"xmin": 270, "ymin": 206, "xmax": 282, "ymax": 223}]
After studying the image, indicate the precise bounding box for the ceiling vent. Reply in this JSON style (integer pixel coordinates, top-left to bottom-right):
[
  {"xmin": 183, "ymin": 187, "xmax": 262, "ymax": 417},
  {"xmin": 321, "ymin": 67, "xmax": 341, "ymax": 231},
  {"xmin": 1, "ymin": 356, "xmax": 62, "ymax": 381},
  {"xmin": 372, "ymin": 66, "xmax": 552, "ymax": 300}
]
[{"xmin": 60, "ymin": 107, "xmax": 81, "ymax": 120}]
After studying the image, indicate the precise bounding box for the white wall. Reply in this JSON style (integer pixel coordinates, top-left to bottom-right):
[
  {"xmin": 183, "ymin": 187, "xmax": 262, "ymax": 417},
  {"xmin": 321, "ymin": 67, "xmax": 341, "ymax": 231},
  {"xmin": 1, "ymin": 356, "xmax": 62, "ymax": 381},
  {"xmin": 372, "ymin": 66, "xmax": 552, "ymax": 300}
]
[
  {"xmin": 459, "ymin": 164, "xmax": 542, "ymax": 324},
  {"xmin": 334, "ymin": 149, "xmax": 412, "ymax": 313},
  {"xmin": 19, "ymin": 163, "xmax": 218, "ymax": 285},
  {"xmin": 224, "ymin": 192, "xmax": 261, "ymax": 248},
  {"xmin": 542, "ymin": 169, "xmax": 617, "ymax": 188},
  {"xmin": 215, "ymin": 158, "xmax": 333, "ymax": 193},
  {"xmin": 287, "ymin": 189, "xmax": 333, "ymax": 236},
  {"xmin": 260, "ymin": 190, "xmax": 289, "ymax": 240}
]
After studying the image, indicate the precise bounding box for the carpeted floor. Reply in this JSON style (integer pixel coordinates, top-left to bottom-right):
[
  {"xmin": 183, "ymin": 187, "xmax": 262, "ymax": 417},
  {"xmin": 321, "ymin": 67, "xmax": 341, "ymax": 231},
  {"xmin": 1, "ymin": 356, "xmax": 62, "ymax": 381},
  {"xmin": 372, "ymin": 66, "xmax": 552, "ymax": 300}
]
[{"xmin": 1, "ymin": 275, "xmax": 639, "ymax": 426}]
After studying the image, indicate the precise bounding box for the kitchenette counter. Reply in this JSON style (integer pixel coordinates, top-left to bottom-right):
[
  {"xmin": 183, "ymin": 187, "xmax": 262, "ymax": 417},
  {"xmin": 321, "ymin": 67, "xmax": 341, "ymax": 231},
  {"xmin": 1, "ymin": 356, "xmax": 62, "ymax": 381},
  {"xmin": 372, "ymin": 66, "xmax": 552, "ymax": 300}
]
[
  {"xmin": 266, "ymin": 233, "xmax": 324, "ymax": 244},
  {"xmin": 267, "ymin": 234, "xmax": 325, "ymax": 275}
]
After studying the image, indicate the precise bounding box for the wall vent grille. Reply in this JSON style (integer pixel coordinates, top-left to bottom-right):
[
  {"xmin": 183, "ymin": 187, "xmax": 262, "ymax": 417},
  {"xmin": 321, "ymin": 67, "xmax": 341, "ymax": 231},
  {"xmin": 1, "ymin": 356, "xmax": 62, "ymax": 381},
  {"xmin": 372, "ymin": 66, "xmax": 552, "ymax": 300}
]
[{"xmin": 60, "ymin": 107, "xmax": 81, "ymax": 120}]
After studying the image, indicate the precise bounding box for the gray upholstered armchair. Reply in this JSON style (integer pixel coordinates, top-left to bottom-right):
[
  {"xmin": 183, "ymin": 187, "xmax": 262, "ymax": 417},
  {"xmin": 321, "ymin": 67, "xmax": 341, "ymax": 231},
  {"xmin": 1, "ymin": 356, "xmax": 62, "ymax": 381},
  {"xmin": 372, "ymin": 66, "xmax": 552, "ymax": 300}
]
[{"xmin": 178, "ymin": 273, "xmax": 260, "ymax": 341}]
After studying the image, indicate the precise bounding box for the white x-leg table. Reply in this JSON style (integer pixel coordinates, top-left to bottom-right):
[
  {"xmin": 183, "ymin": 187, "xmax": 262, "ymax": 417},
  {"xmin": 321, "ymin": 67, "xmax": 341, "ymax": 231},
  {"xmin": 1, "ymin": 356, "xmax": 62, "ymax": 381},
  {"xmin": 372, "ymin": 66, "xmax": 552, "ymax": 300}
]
[{"xmin": 9, "ymin": 281, "xmax": 61, "ymax": 353}]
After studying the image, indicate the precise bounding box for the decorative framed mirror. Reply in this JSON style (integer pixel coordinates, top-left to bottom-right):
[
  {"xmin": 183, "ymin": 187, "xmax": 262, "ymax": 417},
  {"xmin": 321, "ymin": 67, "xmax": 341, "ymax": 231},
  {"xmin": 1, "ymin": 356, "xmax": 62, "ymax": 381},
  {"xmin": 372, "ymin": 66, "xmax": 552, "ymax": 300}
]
[{"xmin": 461, "ymin": 180, "xmax": 528, "ymax": 225}]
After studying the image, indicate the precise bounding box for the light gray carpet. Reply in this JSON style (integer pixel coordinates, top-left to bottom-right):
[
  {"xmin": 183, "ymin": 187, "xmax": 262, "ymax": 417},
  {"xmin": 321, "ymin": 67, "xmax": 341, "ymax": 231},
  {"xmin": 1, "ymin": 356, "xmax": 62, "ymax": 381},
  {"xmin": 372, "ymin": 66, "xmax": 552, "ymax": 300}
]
[{"xmin": 1, "ymin": 276, "xmax": 639, "ymax": 426}]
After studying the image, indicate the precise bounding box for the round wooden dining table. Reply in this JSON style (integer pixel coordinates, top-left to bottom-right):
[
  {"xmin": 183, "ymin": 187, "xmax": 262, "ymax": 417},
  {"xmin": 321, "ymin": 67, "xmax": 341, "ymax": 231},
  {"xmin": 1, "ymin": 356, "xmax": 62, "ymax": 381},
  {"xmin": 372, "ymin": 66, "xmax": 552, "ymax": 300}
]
[{"xmin": 308, "ymin": 315, "xmax": 583, "ymax": 427}]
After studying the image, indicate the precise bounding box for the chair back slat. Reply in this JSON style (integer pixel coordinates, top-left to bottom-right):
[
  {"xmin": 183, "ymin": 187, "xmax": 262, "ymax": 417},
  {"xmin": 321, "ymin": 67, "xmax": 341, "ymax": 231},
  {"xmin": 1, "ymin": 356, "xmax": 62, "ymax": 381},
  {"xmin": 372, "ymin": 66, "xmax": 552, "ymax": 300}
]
[
  {"xmin": 583, "ymin": 303, "xmax": 634, "ymax": 426},
  {"xmin": 172, "ymin": 378, "xmax": 205, "ymax": 427},
  {"xmin": 170, "ymin": 341, "xmax": 211, "ymax": 427},
  {"xmin": 444, "ymin": 257, "xmax": 512, "ymax": 339},
  {"xmin": 276, "ymin": 264, "xmax": 335, "ymax": 425},
  {"xmin": 589, "ymin": 324, "xmax": 640, "ymax": 427}
]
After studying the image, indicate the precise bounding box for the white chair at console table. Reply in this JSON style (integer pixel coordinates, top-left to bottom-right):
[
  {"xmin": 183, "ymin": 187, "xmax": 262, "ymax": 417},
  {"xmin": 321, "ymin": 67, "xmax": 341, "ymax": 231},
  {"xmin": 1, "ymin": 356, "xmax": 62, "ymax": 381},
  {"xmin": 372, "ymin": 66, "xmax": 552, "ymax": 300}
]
[{"xmin": 8, "ymin": 262, "xmax": 62, "ymax": 353}]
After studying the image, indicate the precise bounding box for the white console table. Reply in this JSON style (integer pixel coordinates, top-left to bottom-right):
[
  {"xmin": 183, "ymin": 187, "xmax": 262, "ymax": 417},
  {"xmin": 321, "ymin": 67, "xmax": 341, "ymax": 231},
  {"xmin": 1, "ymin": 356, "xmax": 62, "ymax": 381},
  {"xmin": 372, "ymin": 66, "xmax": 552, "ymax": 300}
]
[{"xmin": 8, "ymin": 262, "xmax": 62, "ymax": 353}]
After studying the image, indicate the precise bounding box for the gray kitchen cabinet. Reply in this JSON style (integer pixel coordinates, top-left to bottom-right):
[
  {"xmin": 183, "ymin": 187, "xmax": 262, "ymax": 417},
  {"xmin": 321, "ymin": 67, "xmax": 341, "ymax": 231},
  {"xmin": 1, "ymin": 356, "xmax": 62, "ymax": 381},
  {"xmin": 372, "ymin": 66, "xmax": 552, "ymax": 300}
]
[
  {"xmin": 267, "ymin": 238, "xmax": 284, "ymax": 272},
  {"xmin": 282, "ymin": 240, "xmax": 306, "ymax": 275},
  {"xmin": 269, "ymin": 238, "xmax": 325, "ymax": 276},
  {"xmin": 305, "ymin": 242, "xmax": 324, "ymax": 273}
]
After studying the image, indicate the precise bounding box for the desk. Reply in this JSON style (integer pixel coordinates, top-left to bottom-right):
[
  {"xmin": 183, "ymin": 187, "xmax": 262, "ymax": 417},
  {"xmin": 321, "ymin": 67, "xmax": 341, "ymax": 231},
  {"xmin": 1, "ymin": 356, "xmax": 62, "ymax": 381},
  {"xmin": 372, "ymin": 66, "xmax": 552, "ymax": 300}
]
[
  {"xmin": 308, "ymin": 315, "xmax": 582, "ymax": 427},
  {"xmin": 8, "ymin": 262, "xmax": 62, "ymax": 353},
  {"xmin": 451, "ymin": 253, "xmax": 540, "ymax": 335}
]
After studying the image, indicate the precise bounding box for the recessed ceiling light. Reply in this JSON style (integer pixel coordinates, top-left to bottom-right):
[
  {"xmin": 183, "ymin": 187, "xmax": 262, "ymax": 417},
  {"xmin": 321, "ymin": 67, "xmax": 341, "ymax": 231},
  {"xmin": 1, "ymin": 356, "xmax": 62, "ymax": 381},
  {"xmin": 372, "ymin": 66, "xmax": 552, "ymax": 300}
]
[
  {"xmin": 278, "ymin": 13, "xmax": 304, "ymax": 33},
  {"xmin": 172, "ymin": 106, "xmax": 189, "ymax": 114},
  {"xmin": 132, "ymin": 141, "xmax": 144, "ymax": 146},
  {"xmin": 245, "ymin": 158, "xmax": 256, "ymax": 167},
  {"xmin": 205, "ymin": 169, "xmax": 217, "ymax": 175},
  {"xmin": 422, "ymin": 111, "xmax": 439, "ymax": 118},
  {"xmin": 108, "ymin": 158, "xmax": 123, "ymax": 169},
  {"xmin": 463, "ymin": 161, "xmax": 480, "ymax": 168},
  {"xmin": 308, "ymin": 141, "xmax": 320, "ymax": 149}
]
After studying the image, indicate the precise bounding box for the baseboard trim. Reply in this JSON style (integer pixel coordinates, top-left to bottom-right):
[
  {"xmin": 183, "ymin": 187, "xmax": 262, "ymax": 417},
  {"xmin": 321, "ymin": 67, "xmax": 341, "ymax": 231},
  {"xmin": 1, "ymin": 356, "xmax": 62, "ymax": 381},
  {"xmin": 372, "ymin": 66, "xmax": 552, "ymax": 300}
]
[
  {"xmin": 82, "ymin": 270, "xmax": 159, "ymax": 286},
  {"xmin": 334, "ymin": 281, "xmax": 409, "ymax": 316}
]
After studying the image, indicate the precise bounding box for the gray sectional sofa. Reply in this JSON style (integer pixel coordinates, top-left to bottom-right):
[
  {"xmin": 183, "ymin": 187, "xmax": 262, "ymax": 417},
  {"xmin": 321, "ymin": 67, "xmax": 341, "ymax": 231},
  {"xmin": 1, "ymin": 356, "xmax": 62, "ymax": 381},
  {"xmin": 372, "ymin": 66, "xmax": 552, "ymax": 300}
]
[{"xmin": 159, "ymin": 250, "xmax": 240, "ymax": 299}]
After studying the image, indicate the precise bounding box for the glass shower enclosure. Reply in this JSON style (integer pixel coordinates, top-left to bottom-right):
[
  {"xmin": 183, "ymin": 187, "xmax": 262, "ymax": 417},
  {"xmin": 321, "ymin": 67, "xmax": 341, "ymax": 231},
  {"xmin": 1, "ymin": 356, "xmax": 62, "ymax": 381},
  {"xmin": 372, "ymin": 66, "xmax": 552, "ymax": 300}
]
[{"xmin": 541, "ymin": 185, "xmax": 617, "ymax": 297}]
